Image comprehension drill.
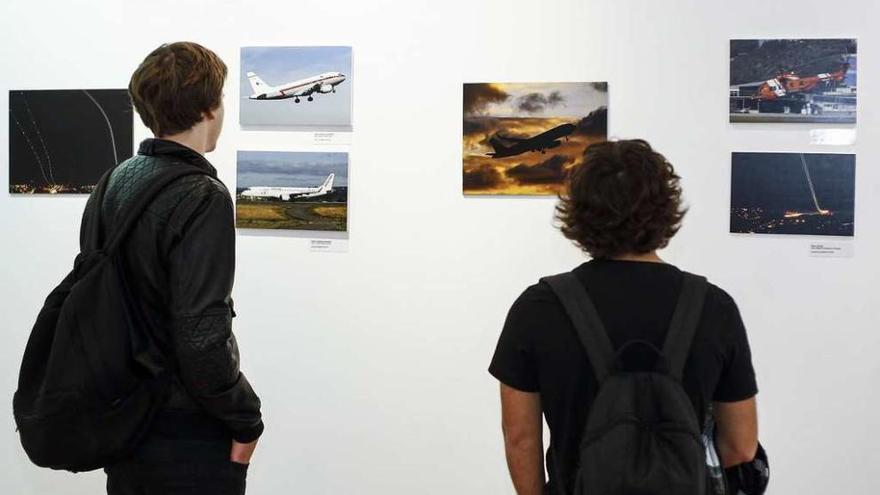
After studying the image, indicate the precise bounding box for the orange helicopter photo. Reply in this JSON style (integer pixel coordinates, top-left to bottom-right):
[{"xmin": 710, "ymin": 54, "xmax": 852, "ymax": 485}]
[{"xmin": 729, "ymin": 39, "xmax": 856, "ymax": 124}]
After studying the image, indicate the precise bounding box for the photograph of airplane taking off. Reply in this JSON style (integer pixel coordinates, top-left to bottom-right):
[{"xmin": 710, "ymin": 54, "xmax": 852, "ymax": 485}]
[
  {"xmin": 463, "ymin": 82, "xmax": 607, "ymax": 195},
  {"xmin": 246, "ymin": 71, "xmax": 346, "ymax": 103},
  {"xmin": 240, "ymin": 46, "xmax": 352, "ymax": 130},
  {"xmin": 730, "ymin": 39, "xmax": 857, "ymax": 123},
  {"xmin": 236, "ymin": 151, "xmax": 348, "ymax": 232}
]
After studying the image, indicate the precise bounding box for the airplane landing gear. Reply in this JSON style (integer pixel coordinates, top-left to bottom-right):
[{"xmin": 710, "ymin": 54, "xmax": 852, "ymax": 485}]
[
  {"xmin": 294, "ymin": 98, "xmax": 301, "ymax": 103},
  {"xmin": 307, "ymin": 96, "xmax": 314, "ymax": 102}
]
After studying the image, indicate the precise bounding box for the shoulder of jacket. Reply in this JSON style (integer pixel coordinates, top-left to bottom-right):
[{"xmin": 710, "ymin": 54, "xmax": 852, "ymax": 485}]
[{"xmin": 163, "ymin": 172, "xmax": 229, "ymax": 199}]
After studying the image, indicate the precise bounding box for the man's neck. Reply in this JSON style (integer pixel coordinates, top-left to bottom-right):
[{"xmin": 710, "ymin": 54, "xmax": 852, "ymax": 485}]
[{"xmin": 610, "ymin": 251, "xmax": 664, "ymax": 263}]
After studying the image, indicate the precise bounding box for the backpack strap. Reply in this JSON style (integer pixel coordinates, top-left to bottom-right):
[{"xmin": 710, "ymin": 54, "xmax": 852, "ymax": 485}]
[
  {"xmin": 83, "ymin": 169, "xmax": 115, "ymax": 251},
  {"xmin": 660, "ymin": 272, "xmax": 709, "ymax": 381},
  {"xmin": 88, "ymin": 164, "xmax": 211, "ymax": 254},
  {"xmin": 541, "ymin": 272, "xmax": 615, "ymax": 383}
]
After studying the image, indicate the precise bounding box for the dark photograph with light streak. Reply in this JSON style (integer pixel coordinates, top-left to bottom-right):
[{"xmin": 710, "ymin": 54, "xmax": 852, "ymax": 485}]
[
  {"xmin": 463, "ymin": 82, "xmax": 607, "ymax": 196},
  {"xmin": 730, "ymin": 152, "xmax": 855, "ymax": 237},
  {"xmin": 9, "ymin": 89, "xmax": 133, "ymax": 194}
]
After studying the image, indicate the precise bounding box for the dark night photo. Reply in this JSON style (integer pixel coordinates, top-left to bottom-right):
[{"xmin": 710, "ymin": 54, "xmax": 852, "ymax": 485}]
[
  {"xmin": 9, "ymin": 89, "xmax": 133, "ymax": 194},
  {"xmin": 730, "ymin": 152, "xmax": 855, "ymax": 237}
]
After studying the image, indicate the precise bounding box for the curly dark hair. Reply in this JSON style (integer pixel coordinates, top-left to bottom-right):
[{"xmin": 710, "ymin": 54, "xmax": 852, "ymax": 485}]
[{"xmin": 555, "ymin": 139, "xmax": 687, "ymax": 259}]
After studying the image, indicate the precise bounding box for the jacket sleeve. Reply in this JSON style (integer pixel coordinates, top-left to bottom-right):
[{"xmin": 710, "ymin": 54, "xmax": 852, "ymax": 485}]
[{"xmin": 166, "ymin": 185, "xmax": 264, "ymax": 443}]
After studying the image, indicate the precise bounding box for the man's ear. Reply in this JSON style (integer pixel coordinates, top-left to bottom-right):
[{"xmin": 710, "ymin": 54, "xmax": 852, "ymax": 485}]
[{"xmin": 203, "ymin": 109, "xmax": 216, "ymax": 121}]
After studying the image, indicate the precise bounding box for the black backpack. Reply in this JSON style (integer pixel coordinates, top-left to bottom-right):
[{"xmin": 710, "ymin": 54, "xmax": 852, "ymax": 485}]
[
  {"xmin": 542, "ymin": 271, "xmax": 709, "ymax": 495},
  {"xmin": 13, "ymin": 163, "xmax": 208, "ymax": 472}
]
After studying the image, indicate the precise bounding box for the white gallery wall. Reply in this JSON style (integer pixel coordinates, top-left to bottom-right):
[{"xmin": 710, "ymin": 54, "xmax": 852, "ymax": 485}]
[{"xmin": 1, "ymin": 0, "xmax": 878, "ymax": 493}]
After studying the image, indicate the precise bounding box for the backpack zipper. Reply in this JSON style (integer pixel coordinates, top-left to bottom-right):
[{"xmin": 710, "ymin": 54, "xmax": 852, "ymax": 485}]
[{"xmin": 582, "ymin": 416, "xmax": 703, "ymax": 448}]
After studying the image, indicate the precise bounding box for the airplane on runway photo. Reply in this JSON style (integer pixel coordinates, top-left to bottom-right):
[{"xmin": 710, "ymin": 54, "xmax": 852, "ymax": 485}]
[
  {"xmin": 240, "ymin": 174, "xmax": 335, "ymax": 201},
  {"xmin": 487, "ymin": 123, "xmax": 576, "ymax": 159},
  {"xmin": 247, "ymin": 71, "xmax": 346, "ymax": 103}
]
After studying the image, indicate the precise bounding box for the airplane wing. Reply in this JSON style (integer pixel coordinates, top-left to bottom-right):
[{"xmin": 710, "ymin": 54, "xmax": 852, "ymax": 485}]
[
  {"xmin": 530, "ymin": 129, "xmax": 558, "ymax": 142},
  {"xmin": 285, "ymin": 84, "xmax": 320, "ymax": 97},
  {"xmin": 301, "ymin": 84, "xmax": 322, "ymax": 96},
  {"xmin": 496, "ymin": 134, "xmax": 528, "ymax": 143}
]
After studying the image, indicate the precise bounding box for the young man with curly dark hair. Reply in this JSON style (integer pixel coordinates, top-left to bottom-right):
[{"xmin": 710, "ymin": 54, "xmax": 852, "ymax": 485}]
[{"xmin": 489, "ymin": 140, "xmax": 759, "ymax": 495}]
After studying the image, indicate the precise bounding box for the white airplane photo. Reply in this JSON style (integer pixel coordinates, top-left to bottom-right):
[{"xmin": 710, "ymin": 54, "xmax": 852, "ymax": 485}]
[
  {"xmin": 247, "ymin": 71, "xmax": 346, "ymax": 103},
  {"xmin": 239, "ymin": 174, "xmax": 335, "ymax": 201},
  {"xmin": 240, "ymin": 46, "xmax": 352, "ymax": 129}
]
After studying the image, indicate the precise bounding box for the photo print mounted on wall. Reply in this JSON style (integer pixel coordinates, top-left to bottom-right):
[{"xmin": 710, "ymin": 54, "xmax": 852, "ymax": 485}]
[
  {"xmin": 9, "ymin": 89, "xmax": 133, "ymax": 194},
  {"xmin": 730, "ymin": 152, "xmax": 855, "ymax": 237},
  {"xmin": 463, "ymin": 82, "xmax": 607, "ymax": 196},
  {"xmin": 236, "ymin": 150, "xmax": 349, "ymax": 232},
  {"xmin": 240, "ymin": 46, "xmax": 352, "ymax": 131},
  {"xmin": 729, "ymin": 39, "xmax": 857, "ymax": 124}
]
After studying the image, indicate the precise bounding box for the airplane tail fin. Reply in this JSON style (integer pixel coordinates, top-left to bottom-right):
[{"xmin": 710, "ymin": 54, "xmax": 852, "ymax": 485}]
[
  {"xmin": 320, "ymin": 174, "xmax": 335, "ymax": 192},
  {"xmin": 246, "ymin": 72, "xmax": 270, "ymax": 95}
]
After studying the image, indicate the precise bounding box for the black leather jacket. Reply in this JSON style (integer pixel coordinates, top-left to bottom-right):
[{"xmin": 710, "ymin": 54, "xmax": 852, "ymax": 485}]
[{"xmin": 80, "ymin": 139, "xmax": 263, "ymax": 443}]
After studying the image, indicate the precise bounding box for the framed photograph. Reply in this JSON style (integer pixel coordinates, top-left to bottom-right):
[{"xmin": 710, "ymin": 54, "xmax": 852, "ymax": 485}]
[
  {"xmin": 730, "ymin": 152, "xmax": 855, "ymax": 237},
  {"xmin": 9, "ymin": 89, "xmax": 133, "ymax": 194},
  {"xmin": 236, "ymin": 150, "xmax": 349, "ymax": 232},
  {"xmin": 729, "ymin": 39, "xmax": 857, "ymax": 123},
  {"xmin": 239, "ymin": 46, "xmax": 352, "ymax": 131},
  {"xmin": 463, "ymin": 82, "xmax": 607, "ymax": 196}
]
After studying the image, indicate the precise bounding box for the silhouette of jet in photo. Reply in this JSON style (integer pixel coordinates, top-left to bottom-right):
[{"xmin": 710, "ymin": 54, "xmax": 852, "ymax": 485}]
[{"xmin": 487, "ymin": 123, "xmax": 576, "ymax": 159}]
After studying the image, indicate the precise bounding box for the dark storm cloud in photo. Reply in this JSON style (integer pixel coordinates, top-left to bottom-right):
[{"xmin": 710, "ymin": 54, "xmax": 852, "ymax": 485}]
[
  {"xmin": 238, "ymin": 160, "xmax": 348, "ymax": 177},
  {"xmin": 237, "ymin": 151, "xmax": 348, "ymax": 189},
  {"xmin": 516, "ymin": 91, "xmax": 565, "ymax": 113},
  {"xmin": 463, "ymin": 164, "xmax": 504, "ymax": 189},
  {"xmin": 463, "ymin": 118, "xmax": 492, "ymax": 136},
  {"xmin": 9, "ymin": 89, "xmax": 133, "ymax": 193},
  {"xmin": 463, "ymin": 84, "xmax": 510, "ymax": 115},
  {"xmin": 575, "ymin": 106, "xmax": 608, "ymax": 136},
  {"xmin": 507, "ymin": 154, "xmax": 572, "ymax": 185}
]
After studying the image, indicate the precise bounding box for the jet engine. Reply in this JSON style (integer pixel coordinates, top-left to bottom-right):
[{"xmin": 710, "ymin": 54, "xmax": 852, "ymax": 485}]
[{"xmin": 319, "ymin": 84, "xmax": 334, "ymax": 94}]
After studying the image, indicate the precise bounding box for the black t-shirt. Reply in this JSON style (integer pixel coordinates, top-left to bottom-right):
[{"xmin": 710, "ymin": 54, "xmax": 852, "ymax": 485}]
[{"xmin": 489, "ymin": 260, "xmax": 758, "ymax": 492}]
